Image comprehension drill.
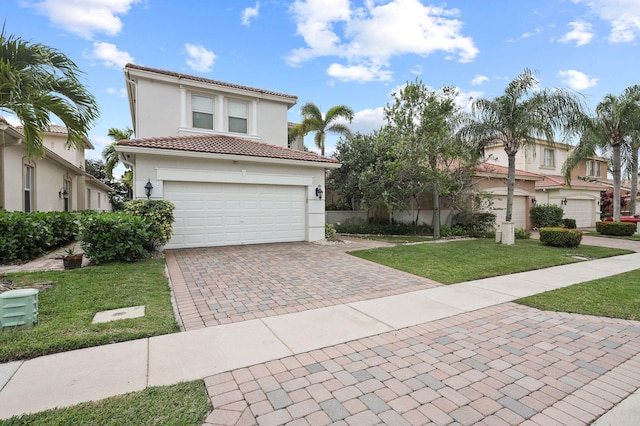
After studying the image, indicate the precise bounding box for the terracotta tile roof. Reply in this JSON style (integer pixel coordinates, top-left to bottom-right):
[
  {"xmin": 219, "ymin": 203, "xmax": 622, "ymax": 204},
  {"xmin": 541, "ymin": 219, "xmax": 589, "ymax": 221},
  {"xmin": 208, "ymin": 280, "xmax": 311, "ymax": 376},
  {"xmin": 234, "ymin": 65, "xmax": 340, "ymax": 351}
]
[
  {"xmin": 14, "ymin": 124, "xmax": 67, "ymax": 134},
  {"xmin": 536, "ymin": 175, "xmax": 608, "ymax": 190},
  {"xmin": 472, "ymin": 162, "xmax": 544, "ymax": 180},
  {"xmin": 125, "ymin": 64, "xmax": 298, "ymax": 101},
  {"xmin": 117, "ymin": 134, "xmax": 339, "ymax": 164}
]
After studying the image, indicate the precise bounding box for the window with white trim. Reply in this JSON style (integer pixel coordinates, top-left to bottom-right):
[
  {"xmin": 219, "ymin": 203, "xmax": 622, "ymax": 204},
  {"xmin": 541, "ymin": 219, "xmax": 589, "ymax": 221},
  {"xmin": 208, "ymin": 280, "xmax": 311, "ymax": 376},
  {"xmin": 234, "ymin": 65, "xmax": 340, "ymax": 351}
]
[
  {"xmin": 542, "ymin": 148, "xmax": 555, "ymax": 167},
  {"xmin": 228, "ymin": 100, "xmax": 248, "ymax": 134},
  {"xmin": 586, "ymin": 160, "xmax": 601, "ymax": 177},
  {"xmin": 24, "ymin": 164, "xmax": 34, "ymax": 212},
  {"xmin": 192, "ymin": 95, "xmax": 214, "ymax": 129}
]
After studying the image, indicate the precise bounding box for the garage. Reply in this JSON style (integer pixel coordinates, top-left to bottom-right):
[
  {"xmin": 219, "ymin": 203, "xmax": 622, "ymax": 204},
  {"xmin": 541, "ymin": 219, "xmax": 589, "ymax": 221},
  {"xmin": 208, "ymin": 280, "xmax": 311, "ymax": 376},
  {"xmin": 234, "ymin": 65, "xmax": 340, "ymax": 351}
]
[
  {"xmin": 490, "ymin": 195, "xmax": 527, "ymax": 229},
  {"xmin": 165, "ymin": 182, "xmax": 306, "ymax": 248},
  {"xmin": 563, "ymin": 199, "xmax": 595, "ymax": 228}
]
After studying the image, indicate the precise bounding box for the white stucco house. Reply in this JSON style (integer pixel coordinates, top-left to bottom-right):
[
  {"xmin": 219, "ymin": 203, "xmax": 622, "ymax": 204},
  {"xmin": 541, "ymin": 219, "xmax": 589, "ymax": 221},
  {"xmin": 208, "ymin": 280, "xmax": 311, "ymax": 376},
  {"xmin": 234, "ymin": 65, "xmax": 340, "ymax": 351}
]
[
  {"xmin": 116, "ymin": 64, "xmax": 339, "ymax": 249},
  {"xmin": 0, "ymin": 117, "xmax": 113, "ymax": 213}
]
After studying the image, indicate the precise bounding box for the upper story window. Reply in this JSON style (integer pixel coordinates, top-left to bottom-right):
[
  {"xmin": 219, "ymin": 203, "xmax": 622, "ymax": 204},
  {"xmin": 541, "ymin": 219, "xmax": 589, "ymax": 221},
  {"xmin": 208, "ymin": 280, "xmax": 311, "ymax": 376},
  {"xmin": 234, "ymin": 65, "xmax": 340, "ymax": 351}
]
[
  {"xmin": 228, "ymin": 100, "xmax": 247, "ymax": 134},
  {"xmin": 192, "ymin": 95, "xmax": 214, "ymax": 129},
  {"xmin": 24, "ymin": 164, "xmax": 34, "ymax": 212},
  {"xmin": 587, "ymin": 160, "xmax": 601, "ymax": 177},
  {"xmin": 542, "ymin": 148, "xmax": 555, "ymax": 167}
]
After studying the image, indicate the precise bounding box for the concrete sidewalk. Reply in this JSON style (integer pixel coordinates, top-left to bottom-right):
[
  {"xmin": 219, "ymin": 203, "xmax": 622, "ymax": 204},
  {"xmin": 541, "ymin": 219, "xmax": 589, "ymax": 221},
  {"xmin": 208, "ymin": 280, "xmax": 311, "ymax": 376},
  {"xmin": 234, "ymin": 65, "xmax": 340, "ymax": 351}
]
[{"xmin": 1, "ymin": 253, "xmax": 640, "ymax": 423}]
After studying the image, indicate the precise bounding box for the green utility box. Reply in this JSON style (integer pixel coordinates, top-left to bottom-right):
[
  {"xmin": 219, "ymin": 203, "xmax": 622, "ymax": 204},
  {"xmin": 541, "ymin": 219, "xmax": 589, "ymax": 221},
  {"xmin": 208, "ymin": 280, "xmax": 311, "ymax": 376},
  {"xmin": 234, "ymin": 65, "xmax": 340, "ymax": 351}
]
[{"xmin": 0, "ymin": 289, "xmax": 39, "ymax": 330}]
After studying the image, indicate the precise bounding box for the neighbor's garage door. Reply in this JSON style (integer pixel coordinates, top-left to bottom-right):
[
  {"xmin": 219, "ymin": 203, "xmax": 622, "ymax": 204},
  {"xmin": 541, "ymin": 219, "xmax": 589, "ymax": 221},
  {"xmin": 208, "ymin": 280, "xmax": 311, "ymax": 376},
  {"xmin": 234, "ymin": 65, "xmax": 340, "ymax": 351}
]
[
  {"xmin": 164, "ymin": 182, "xmax": 306, "ymax": 248},
  {"xmin": 491, "ymin": 195, "xmax": 527, "ymax": 229},
  {"xmin": 563, "ymin": 199, "xmax": 594, "ymax": 228}
]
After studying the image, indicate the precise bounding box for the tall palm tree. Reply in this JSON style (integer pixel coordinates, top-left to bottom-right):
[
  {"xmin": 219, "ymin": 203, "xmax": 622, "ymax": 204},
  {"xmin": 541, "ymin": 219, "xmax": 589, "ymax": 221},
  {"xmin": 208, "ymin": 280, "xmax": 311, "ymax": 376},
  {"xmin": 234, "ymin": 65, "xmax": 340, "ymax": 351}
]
[
  {"xmin": 103, "ymin": 126, "xmax": 133, "ymax": 180},
  {"xmin": 460, "ymin": 69, "xmax": 584, "ymax": 226},
  {"xmin": 296, "ymin": 102, "xmax": 354, "ymax": 156},
  {"xmin": 0, "ymin": 27, "xmax": 99, "ymax": 157},
  {"xmin": 564, "ymin": 86, "xmax": 640, "ymax": 221}
]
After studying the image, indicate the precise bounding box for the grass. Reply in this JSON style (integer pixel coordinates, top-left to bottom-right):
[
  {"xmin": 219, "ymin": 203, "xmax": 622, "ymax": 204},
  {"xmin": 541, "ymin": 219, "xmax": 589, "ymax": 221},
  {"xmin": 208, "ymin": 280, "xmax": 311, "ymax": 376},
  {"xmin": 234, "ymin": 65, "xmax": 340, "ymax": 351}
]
[
  {"xmin": 517, "ymin": 269, "xmax": 640, "ymax": 320},
  {"xmin": 349, "ymin": 238, "xmax": 632, "ymax": 284},
  {"xmin": 0, "ymin": 259, "xmax": 178, "ymax": 363},
  {"xmin": 355, "ymin": 235, "xmax": 433, "ymax": 244},
  {"xmin": 0, "ymin": 381, "xmax": 211, "ymax": 426}
]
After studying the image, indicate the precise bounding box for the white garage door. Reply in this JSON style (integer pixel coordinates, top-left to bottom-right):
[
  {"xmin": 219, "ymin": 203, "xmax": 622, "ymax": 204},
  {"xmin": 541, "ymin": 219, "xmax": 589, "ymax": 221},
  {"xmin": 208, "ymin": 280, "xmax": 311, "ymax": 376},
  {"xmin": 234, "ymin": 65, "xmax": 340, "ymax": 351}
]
[
  {"xmin": 563, "ymin": 200, "xmax": 594, "ymax": 228},
  {"xmin": 490, "ymin": 195, "xmax": 527, "ymax": 229},
  {"xmin": 164, "ymin": 182, "xmax": 306, "ymax": 248}
]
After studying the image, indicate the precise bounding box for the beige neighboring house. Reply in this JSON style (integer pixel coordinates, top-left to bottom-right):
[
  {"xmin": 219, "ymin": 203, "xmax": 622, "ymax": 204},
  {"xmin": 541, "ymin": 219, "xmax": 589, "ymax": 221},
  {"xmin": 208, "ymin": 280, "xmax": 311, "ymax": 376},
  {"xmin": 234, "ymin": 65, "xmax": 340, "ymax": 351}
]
[
  {"xmin": 115, "ymin": 64, "xmax": 339, "ymax": 249},
  {"xmin": 0, "ymin": 117, "xmax": 113, "ymax": 213},
  {"xmin": 484, "ymin": 140, "xmax": 608, "ymax": 228}
]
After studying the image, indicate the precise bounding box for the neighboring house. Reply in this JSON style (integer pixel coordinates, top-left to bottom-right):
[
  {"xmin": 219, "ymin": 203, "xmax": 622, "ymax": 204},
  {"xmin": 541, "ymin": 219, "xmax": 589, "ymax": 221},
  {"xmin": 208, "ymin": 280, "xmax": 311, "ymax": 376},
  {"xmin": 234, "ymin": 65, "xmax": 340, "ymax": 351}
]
[
  {"xmin": 484, "ymin": 140, "xmax": 608, "ymax": 228},
  {"xmin": 116, "ymin": 64, "xmax": 339, "ymax": 249},
  {"xmin": 0, "ymin": 117, "xmax": 113, "ymax": 213}
]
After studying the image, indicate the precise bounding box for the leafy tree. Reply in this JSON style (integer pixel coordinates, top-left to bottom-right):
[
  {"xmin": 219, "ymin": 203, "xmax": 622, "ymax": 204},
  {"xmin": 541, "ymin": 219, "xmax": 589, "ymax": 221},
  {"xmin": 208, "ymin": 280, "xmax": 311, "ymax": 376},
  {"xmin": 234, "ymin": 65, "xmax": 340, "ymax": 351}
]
[
  {"xmin": 294, "ymin": 102, "xmax": 354, "ymax": 156},
  {"xmin": 103, "ymin": 126, "xmax": 133, "ymax": 180},
  {"xmin": 564, "ymin": 85, "xmax": 640, "ymax": 220},
  {"xmin": 0, "ymin": 26, "xmax": 99, "ymax": 157},
  {"xmin": 460, "ymin": 69, "xmax": 584, "ymax": 233},
  {"xmin": 383, "ymin": 80, "xmax": 479, "ymax": 238},
  {"xmin": 84, "ymin": 159, "xmax": 128, "ymax": 210}
]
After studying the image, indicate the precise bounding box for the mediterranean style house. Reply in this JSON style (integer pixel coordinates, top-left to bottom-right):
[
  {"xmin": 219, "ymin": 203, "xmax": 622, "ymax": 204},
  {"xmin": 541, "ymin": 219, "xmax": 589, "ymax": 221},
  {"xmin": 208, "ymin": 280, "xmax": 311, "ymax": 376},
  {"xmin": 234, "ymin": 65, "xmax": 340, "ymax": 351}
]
[
  {"xmin": 115, "ymin": 64, "xmax": 339, "ymax": 249},
  {"xmin": 0, "ymin": 117, "xmax": 112, "ymax": 213},
  {"xmin": 483, "ymin": 139, "xmax": 609, "ymax": 228}
]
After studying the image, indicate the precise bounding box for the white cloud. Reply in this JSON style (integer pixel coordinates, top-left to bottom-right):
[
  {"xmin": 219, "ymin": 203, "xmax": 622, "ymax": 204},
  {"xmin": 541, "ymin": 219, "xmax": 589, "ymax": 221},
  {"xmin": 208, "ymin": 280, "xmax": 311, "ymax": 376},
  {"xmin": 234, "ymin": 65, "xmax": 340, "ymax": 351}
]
[
  {"xmin": 559, "ymin": 21, "xmax": 594, "ymax": 46},
  {"xmin": 521, "ymin": 26, "xmax": 544, "ymax": 39},
  {"xmin": 185, "ymin": 44, "xmax": 216, "ymax": 73},
  {"xmin": 574, "ymin": 0, "xmax": 640, "ymax": 42},
  {"xmin": 558, "ymin": 69, "xmax": 598, "ymax": 90},
  {"xmin": 241, "ymin": 2, "xmax": 260, "ymax": 26},
  {"xmin": 287, "ymin": 0, "xmax": 478, "ymax": 83},
  {"xmin": 471, "ymin": 75, "xmax": 489, "ymax": 86},
  {"xmin": 351, "ymin": 107, "xmax": 385, "ymax": 134},
  {"xmin": 89, "ymin": 42, "xmax": 133, "ymax": 69},
  {"xmin": 327, "ymin": 63, "xmax": 393, "ymax": 82},
  {"xmin": 28, "ymin": 0, "xmax": 141, "ymax": 39},
  {"xmin": 107, "ymin": 87, "xmax": 127, "ymax": 97}
]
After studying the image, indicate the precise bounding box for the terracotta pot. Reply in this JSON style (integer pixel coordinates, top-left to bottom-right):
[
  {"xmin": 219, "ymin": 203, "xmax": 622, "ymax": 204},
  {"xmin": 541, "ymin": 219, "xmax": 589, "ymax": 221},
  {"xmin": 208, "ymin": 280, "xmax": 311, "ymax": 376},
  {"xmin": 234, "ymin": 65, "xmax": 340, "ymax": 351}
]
[{"xmin": 63, "ymin": 254, "xmax": 83, "ymax": 270}]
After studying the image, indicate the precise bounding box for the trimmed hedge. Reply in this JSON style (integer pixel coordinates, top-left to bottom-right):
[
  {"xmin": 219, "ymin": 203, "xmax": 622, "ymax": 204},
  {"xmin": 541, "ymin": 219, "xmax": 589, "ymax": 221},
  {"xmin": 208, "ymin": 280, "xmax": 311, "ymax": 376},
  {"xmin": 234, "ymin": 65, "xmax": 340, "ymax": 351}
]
[
  {"xmin": 562, "ymin": 218, "xmax": 577, "ymax": 229},
  {"xmin": 539, "ymin": 227, "xmax": 583, "ymax": 248},
  {"xmin": 79, "ymin": 212, "xmax": 154, "ymax": 263},
  {"xmin": 531, "ymin": 204, "xmax": 564, "ymax": 228},
  {"xmin": 0, "ymin": 211, "xmax": 78, "ymax": 263},
  {"xmin": 595, "ymin": 221, "xmax": 636, "ymax": 236},
  {"xmin": 334, "ymin": 220, "xmax": 432, "ymax": 236}
]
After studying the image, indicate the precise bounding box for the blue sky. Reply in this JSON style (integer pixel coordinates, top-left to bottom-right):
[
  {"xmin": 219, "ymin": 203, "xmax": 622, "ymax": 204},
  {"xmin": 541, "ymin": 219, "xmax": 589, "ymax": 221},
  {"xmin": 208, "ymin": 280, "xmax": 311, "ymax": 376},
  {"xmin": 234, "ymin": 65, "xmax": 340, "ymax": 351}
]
[{"xmin": 3, "ymin": 0, "xmax": 640, "ymax": 166}]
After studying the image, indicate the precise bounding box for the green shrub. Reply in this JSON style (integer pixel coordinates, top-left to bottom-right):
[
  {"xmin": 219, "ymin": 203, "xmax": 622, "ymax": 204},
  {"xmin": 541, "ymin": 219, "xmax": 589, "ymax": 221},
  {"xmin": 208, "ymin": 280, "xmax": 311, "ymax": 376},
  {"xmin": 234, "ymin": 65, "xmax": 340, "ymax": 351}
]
[
  {"xmin": 531, "ymin": 204, "xmax": 564, "ymax": 228},
  {"xmin": 79, "ymin": 212, "xmax": 153, "ymax": 263},
  {"xmin": 335, "ymin": 219, "xmax": 432, "ymax": 236},
  {"xmin": 325, "ymin": 223, "xmax": 336, "ymax": 239},
  {"xmin": 515, "ymin": 228, "xmax": 531, "ymax": 239},
  {"xmin": 539, "ymin": 227, "xmax": 583, "ymax": 248},
  {"xmin": 0, "ymin": 211, "xmax": 78, "ymax": 263},
  {"xmin": 562, "ymin": 218, "xmax": 577, "ymax": 229},
  {"xmin": 454, "ymin": 212, "xmax": 496, "ymax": 234},
  {"xmin": 595, "ymin": 221, "xmax": 636, "ymax": 236},
  {"xmin": 124, "ymin": 200, "xmax": 175, "ymax": 249}
]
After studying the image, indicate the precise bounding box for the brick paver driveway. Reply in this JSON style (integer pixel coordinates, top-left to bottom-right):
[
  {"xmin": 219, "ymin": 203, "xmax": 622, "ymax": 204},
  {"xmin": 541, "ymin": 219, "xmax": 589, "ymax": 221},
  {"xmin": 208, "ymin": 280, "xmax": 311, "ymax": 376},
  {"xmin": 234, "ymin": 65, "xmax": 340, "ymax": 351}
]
[
  {"xmin": 165, "ymin": 237, "xmax": 640, "ymax": 425},
  {"xmin": 166, "ymin": 238, "xmax": 441, "ymax": 330}
]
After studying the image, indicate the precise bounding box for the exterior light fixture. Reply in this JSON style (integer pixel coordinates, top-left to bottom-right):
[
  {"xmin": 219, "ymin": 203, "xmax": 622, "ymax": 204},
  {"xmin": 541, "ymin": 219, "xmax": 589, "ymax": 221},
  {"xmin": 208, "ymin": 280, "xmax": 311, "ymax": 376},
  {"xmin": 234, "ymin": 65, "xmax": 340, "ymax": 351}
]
[
  {"xmin": 144, "ymin": 179, "xmax": 154, "ymax": 200},
  {"xmin": 561, "ymin": 198, "xmax": 567, "ymax": 206},
  {"xmin": 58, "ymin": 188, "xmax": 69, "ymax": 199},
  {"xmin": 531, "ymin": 197, "xmax": 537, "ymax": 206},
  {"xmin": 315, "ymin": 185, "xmax": 323, "ymax": 200}
]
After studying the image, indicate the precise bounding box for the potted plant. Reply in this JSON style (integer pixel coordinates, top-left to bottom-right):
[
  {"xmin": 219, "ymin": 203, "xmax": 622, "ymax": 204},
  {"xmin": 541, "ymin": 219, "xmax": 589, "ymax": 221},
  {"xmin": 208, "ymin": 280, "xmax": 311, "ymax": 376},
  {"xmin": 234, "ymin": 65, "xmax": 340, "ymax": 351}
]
[{"xmin": 62, "ymin": 248, "xmax": 83, "ymax": 270}]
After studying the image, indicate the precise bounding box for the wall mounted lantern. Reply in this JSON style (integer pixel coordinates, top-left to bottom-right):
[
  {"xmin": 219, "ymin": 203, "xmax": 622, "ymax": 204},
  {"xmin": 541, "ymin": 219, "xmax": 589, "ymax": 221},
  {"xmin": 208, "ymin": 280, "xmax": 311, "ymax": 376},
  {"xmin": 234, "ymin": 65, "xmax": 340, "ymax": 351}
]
[
  {"xmin": 315, "ymin": 185, "xmax": 323, "ymax": 200},
  {"xmin": 531, "ymin": 197, "xmax": 537, "ymax": 206},
  {"xmin": 58, "ymin": 188, "xmax": 69, "ymax": 199},
  {"xmin": 561, "ymin": 198, "xmax": 568, "ymax": 206},
  {"xmin": 144, "ymin": 180, "xmax": 154, "ymax": 200}
]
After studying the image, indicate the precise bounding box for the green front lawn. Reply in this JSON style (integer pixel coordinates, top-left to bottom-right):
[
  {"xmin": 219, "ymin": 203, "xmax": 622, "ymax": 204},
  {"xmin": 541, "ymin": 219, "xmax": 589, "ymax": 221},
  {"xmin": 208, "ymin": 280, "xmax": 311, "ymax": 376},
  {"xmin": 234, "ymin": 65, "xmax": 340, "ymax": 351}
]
[
  {"xmin": 517, "ymin": 269, "xmax": 640, "ymax": 320},
  {"xmin": 0, "ymin": 381, "xmax": 211, "ymax": 426},
  {"xmin": 349, "ymin": 239, "xmax": 632, "ymax": 284},
  {"xmin": 355, "ymin": 235, "xmax": 433, "ymax": 244},
  {"xmin": 582, "ymin": 230, "xmax": 640, "ymax": 241},
  {"xmin": 0, "ymin": 259, "xmax": 177, "ymax": 363}
]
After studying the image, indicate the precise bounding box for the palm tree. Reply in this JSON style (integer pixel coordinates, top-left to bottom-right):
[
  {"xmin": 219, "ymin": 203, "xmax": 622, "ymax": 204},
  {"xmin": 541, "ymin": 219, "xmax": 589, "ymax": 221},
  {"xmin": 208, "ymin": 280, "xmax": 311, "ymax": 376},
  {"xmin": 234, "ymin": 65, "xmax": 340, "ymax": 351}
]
[
  {"xmin": 296, "ymin": 102, "xmax": 354, "ymax": 156},
  {"xmin": 563, "ymin": 85, "xmax": 640, "ymax": 221},
  {"xmin": 460, "ymin": 69, "xmax": 584, "ymax": 228},
  {"xmin": 103, "ymin": 127, "xmax": 133, "ymax": 180},
  {"xmin": 0, "ymin": 27, "xmax": 99, "ymax": 157}
]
